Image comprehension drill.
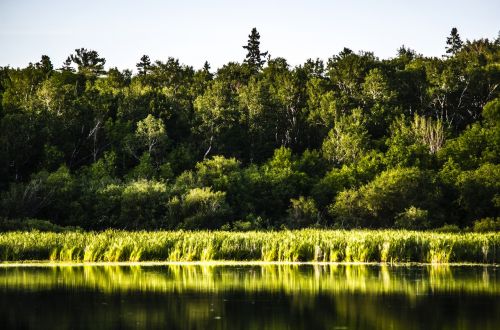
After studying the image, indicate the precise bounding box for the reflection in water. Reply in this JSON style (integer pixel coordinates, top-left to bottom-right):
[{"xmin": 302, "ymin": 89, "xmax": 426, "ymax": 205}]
[{"xmin": 0, "ymin": 264, "xmax": 498, "ymax": 329}]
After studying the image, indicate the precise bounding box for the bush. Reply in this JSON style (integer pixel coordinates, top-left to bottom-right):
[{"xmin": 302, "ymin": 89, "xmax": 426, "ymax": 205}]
[
  {"xmin": 168, "ymin": 187, "xmax": 231, "ymax": 229},
  {"xmin": 0, "ymin": 218, "xmax": 79, "ymax": 232},
  {"xmin": 457, "ymin": 163, "xmax": 500, "ymax": 223},
  {"xmin": 473, "ymin": 218, "xmax": 499, "ymax": 232},
  {"xmin": 329, "ymin": 167, "xmax": 440, "ymax": 228},
  {"xmin": 119, "ymin": 180, "xmax": 168, "ymax": 229},
  {"xmin": 287, "ymin": 196, "xmax": 320, "ymax": 228},
  {"xmin": 394, "ymin": 206, "xmax": 430, "ymax": 230},
  {"xmin": 434, "ymin": 224, "xmax": 461, "ymax": 233}
]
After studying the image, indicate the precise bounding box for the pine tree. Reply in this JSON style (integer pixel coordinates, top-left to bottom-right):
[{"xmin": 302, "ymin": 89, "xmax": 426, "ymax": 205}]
[
  {"xmin": 202, "ymin": 61, "xmax": 211, "ymax": 73},
  {"xmin": 136, "ymin": 55, "xmax": 152, "ymax": 75},
  {"xmin": 243, "ymin": 28, "xmax": 268, "ymax": 74},
  {"xmin": 70, "ymin": 48, "xmax": 106, "ymax": 76},
  {"xmin": 446, "ymin": 27, "xmax": 463, "ymax": 55},
  {"xmin": 36, "ymin": 55, "xmax": 53, "ymax": 75},
  {"xmin": 201, "ymin": 61, "xmax": 213, "ymax": 80},
  {"xmin": 60, "ymin": 56, "xmax": 75, "ymax": 72}
]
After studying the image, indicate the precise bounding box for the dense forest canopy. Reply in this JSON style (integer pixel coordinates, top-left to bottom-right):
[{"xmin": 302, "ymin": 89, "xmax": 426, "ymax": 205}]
[{"xmin": 0, "ymin": 28, "xmax": 499, "ymax": 231}]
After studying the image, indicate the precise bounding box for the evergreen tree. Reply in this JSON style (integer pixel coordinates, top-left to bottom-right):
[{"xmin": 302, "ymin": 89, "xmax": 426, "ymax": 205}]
[
  {"xmin": 202, "ymin": 61, "xmax": 211, "ymax": 74},
  {"xmin": 200, "ymin": 61, "xmax": 214, "ymax": 81},
  {"xmin": 446, "ymin": 27, "xmax": 464, "ymax": 55},
  {"xmin": 243, "ymin": 28, "xmax": 268, "ymax": 74},
  {"xmin": 60, "ymin": 56, "xmax": 75, "ymax": 72},
  {"xmin": 36, "ymin": 55, "xmax": 53, "ymax": 75},
  {"xmin": 397, "ymin": 45, "xmax": 416, "ymax": 60},
  {"xmin": 136, "ymin": 55, "xmax": 152, "ymax": 75},
  {"xmin": 68, "ymin": 48, "xmax": 106, "ymax": 76}
]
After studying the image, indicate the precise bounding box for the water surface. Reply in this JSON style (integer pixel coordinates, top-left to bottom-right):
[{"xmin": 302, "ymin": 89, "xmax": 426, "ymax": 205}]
[{"xmin": 0, "ymin": 264, "xmax": 498, "ymax": 329}]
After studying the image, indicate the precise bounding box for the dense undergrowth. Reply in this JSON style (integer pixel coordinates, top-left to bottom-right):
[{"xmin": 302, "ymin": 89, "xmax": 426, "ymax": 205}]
[{"xmin": 0, "ymin": 230, "xmax": 497, "ymax": 263}]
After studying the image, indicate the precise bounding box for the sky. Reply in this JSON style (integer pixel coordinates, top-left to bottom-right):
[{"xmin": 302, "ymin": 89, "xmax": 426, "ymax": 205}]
[{"xmin": 1, "ymin": 0, "xmax": 499, "ymax": 72}]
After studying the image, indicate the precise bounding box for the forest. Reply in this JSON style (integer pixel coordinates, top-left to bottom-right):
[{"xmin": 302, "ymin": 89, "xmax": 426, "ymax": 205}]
[{"xmin": 0, "ymin": 28, "xmax": 499, "ymax": 232}]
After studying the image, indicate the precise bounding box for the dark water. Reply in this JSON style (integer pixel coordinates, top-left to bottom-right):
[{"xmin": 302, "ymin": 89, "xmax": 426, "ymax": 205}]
[{"xmin": 0, "ymin": 264, "xmax": 498, "ymax": 329}]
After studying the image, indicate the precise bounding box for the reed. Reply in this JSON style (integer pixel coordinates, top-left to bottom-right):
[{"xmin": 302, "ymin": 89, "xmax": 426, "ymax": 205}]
[{"xmin": 0, "ymin": 230, "xmax": 497, "ymax": 263}]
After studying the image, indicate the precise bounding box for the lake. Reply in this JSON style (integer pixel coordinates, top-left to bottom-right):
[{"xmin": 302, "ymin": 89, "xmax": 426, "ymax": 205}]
[{"xmin": 0, "ymin": 264, "xmax": 498, "ymax": 329}]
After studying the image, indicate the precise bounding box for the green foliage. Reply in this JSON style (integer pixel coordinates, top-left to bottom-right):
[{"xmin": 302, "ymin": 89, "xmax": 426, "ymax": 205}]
[
  {"xmin": 287, "ymin": 196, "xmax": 320, "ymax": 228},
  {"xmin": 329, "ymin": 167, "xmax": 440, "ymax": 228},
  {"xmin": 482, "ymin": 98, "xmax": 500, "ymax": 126},
  {"xmin": 167, "ymin": 187, "xmax": 230, "ymax": 229},
  {"xmin": 394, "ymin": 206, "xmax": 430, "ymax": 230},
  {"xmin": 89, "ymin": 179, "xmax": 169, "ymax": 230},
  {"xmin": 446, "ymin": 28, "xmax": 464, "ymax": 55},
  {"xmin": 456, "ymin": 163, "xmax": 500, "ymax": 222},
  {"xmin": 322, "ymin": 109, "xmax": 369, "ymax": 165},
  {"xmin": 243, "ymin": 28, "xmax": 268, "ymax": 74},
  {"xmin": 127, "ymin": 152, "xmax": 156, "ymax": 180},
  {"xmin": 66, "ymin": 48, "xmax": 106, "ymax": 77},
  {"xmin": 0, "ymin": 166, "xmax": 78, "ymax": 224},
  {"xmin": 434, "ymin": 224, "xmax": 461, "ymax": 233},
  {"xmin": 438, "ymin": 123, "xmax": 498, "ymax": 170},
  {"xmin": 193, "ymin": 80, "xmax": 242, "ymax": 157},
  {"xmin": 473, "ymin": 218, "xmax": 500, "ymax": 232},
  {"xmin": 385, "ymin": 114, "xmax": 444, "ymax": 168},
  {"xmin": 0, "ymin": 218, "xmax": 79, "ymax": 232},
  {"xmin": 119, "ymin": 180, "xmax": 168, "ymax": 229},
  {"xmin": 362, "ymin": 68, "xmax": 395, "ymax": 103},
  {"xmin": 0, "ymin": 31, "xmax": 498, "ymax": 230},
  {"xmin": 135, "ymin": 114, "xmax": 167, "ymax": 155}
]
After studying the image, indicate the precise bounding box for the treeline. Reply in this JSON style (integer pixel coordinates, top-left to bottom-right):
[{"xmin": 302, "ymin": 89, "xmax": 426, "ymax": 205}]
[{"xmin": 0, "ymin": 28, "xmax": 499, "ymax": 231}]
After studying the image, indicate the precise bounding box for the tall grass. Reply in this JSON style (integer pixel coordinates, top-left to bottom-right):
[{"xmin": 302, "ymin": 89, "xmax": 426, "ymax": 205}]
[{"xmin": 0, "ymin": 230, "xmax": 497, "ymax": 263}]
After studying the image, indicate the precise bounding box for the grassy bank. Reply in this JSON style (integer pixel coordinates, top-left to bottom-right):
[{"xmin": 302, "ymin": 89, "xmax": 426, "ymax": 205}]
[{"xmin": 0, "ymin": 230, "xmax": 498, "ymax": 263}]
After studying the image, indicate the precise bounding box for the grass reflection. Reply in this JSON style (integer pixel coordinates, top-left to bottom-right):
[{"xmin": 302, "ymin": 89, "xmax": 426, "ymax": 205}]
[{"xmin": 0, "ymin": 264, "xmax": 497, "ymax": 296}]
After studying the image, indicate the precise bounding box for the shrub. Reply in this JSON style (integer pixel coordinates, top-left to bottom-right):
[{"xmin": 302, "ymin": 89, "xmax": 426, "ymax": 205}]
[
  {"xmin": 287, "ymin": 196, "xmax": 320, "ymax": 228},
  {"xmin": 434, "ymin": 224, "xmax": 461, "ymax": 233},
  {"xmin": 329, "ymin": 167, "xmax": 440, "ymax": 228},
  {"xmin": 0, "ymin": 218, "xmax": 79, "ymax": 232},
  {"xmin": 120, "ymin": 179, "xmax": 168, "ymax": 229},
  {"xmin": 168, "ymin": 187, "xmax": 231, "ymax": 229},
  {"xmin": 473, "ymin": 218, "xmax": 499, "ymax": 232},
  {"xmin": 394, "ymin": 206, "xmax": 430, "ymax": 230}
]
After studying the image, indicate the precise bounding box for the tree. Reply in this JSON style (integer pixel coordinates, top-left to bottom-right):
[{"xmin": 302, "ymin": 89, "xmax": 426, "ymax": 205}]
[
  {"xmin": 322, "ymin": 109, "xmax": 369, "ymax": 166},
  {"xmin": 384, "ymin": 115, "xmax": 444, "ymax": 168},
  {"xmin": 446, "ymin": 27, "xmax": 463, "ymax": 55},
  {"xmin": 326, "ymin": 48, "xmax": 376, "ymax": 108},
  {"xmin": 243, "ymin": 28, "xmax": 268, "ymax": 74},
  {"xmin": 61, "ymin": 57, "xmax": 75, "ymax": 72},
  {"xmin": 68, "ymin": 48, "xmax": 106, "ymax": 77},
  {"xmin": 136, "ymin": 55, "xmax": 152, "ymax": 75},
  {"xmin": 135, "ymin": 114, "xmax": 167, "ymax": 156},
  {"xmin": 193, "ymin": 80, "xmax": 242, "ymax": 158},
  {"xmin": 397, "ymin": 45, "xmax": 416, "ymax": 61},
  {"xmin": 192, "ymin": 61, "xmax": 214, "ymax": 95},
  {"xmin": 35, "ymin": 55, "xmax": 53, "ymax": 77}
]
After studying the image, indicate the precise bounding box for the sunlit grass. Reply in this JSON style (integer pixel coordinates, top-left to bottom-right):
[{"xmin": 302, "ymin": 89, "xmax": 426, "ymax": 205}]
[{"xmin": 0, "ymin": 229, "xmax": 498, "ymax": 263}]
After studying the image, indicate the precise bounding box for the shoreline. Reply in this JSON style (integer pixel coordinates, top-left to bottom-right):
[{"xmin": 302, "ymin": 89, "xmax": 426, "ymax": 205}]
[{"xmin": 0, "ymin": 260, "xmax": 498, "ymax": 267}]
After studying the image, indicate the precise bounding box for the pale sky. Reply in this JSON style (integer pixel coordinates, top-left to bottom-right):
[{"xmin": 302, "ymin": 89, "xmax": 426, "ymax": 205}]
[{"xmin": 1, "ymin": 0, "xmax": 499, "ymax": 72}]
